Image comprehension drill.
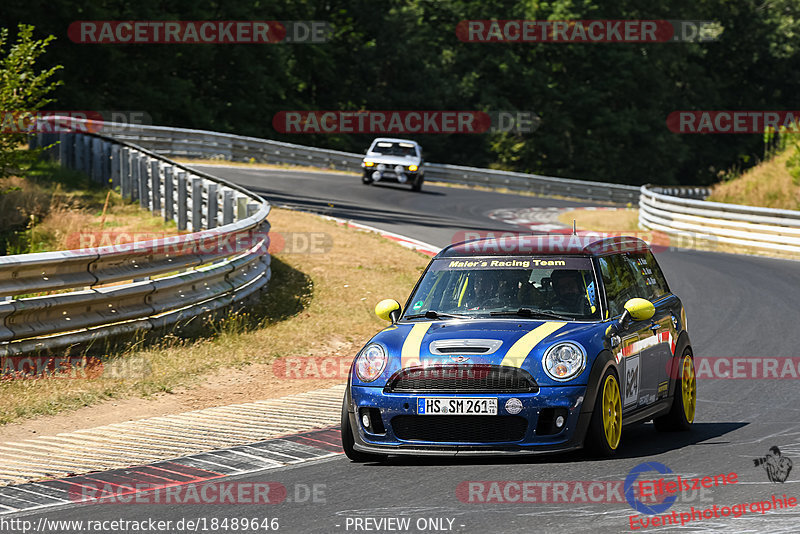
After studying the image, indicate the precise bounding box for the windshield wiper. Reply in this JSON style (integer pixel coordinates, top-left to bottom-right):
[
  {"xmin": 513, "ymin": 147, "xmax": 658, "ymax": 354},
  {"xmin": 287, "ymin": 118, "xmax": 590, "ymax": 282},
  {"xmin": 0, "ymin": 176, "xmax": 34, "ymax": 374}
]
[
  {"xmin": 490, "ymin": 308, "xmax": 575, "ymax": 321},
  {"xmin": 404, "ymin": 310, "xmax": 470, "ymax": 320}
]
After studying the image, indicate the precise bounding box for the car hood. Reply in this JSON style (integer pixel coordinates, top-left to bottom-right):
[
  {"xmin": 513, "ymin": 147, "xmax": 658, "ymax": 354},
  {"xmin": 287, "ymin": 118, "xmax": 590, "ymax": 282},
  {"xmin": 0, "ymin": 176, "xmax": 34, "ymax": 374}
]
[
  {"xmin": 363, "ymin": 154, "xmax": 422, "ymax": 166},
  {"xmin": 353, "ymin": 319, "xmax": 610, "ymax": 387}
]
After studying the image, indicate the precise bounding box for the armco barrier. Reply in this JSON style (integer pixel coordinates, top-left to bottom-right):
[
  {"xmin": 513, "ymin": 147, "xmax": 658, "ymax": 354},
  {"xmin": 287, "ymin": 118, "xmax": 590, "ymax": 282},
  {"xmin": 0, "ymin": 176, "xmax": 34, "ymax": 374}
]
[
  {"xmin": 96, "ymin": 122, "xmax": 641, "ymax": 204},
  {"xmin": 639, "ymin": 185, "xmax": 800, "ymax": 255},
  {"xmin": 0, "ymin": 126, "xmax": 271, "ymax": 358}
]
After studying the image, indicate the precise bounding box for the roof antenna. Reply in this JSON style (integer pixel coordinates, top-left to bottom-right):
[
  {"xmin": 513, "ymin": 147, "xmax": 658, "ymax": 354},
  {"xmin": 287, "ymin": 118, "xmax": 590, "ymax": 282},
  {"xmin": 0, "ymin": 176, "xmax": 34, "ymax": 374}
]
[{"xmin": 572, "ymin": 219, "xmax": 577, "ymax": 235}]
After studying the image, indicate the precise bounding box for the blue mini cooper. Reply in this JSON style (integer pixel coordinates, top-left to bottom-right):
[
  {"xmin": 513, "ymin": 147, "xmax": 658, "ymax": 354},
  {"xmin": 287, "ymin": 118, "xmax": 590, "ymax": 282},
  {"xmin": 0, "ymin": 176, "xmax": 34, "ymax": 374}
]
[{"xmin": 341, "ymin": 235, "xmax": 696, "ymax": 460}]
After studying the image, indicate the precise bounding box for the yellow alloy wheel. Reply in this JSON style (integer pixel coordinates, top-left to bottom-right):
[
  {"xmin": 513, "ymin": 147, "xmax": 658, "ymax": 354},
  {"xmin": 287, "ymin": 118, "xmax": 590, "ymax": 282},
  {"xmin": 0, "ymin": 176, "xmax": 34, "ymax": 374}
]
[
  {"xmin": 681, "ymin": 356, "xmax": 696, "ymax": 423},
  {"xmin": 602, "ymin": 374, "xmax": 622, "ymax": 449}
]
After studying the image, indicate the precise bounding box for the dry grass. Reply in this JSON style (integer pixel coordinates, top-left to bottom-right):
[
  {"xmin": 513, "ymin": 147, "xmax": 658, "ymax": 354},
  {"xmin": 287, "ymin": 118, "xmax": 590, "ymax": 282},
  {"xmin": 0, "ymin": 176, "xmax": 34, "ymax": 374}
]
[
  {"xmin": 2, "ymin": 161, "xmax": 180, "ymax": 255},
  {"xmin": 33, "ymin": 200, "xmax": 179, "ymax": 253},
  {"xmin": 708, "ymin": 149, "xmax": 800, "ymax": 210},
  {"xmin": 0, "ymin": 208, "xmax": 430, "ymax": 425},
  {"xmin": 557, "ymin": 208, "xmax": 640, "ymax": 232}
]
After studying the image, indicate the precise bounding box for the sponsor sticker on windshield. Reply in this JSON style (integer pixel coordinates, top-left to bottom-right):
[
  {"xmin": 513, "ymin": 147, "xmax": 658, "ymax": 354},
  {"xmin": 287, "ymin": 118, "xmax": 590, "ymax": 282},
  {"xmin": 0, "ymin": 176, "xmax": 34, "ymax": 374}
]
[{"xmin": 430, "ymin": 257, "xmax": 593, "ymax": 271}]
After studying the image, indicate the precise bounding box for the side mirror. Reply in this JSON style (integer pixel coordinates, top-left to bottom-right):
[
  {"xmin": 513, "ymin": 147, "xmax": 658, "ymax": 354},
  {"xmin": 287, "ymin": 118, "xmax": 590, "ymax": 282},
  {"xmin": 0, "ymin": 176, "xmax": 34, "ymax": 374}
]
[
  {"xmin": 616, "ymin": 298, "xmax": 655, "ymax": 330},
  {"xmin": 375, "ymin": 299, "xmax": 401, "ymax": 323}
]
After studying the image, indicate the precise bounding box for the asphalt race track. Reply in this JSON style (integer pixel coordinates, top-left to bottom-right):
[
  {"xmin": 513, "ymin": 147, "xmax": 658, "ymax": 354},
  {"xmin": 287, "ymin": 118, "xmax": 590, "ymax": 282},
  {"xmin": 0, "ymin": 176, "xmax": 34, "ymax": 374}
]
[{"xmin": 12, "ymin": 168, "xmax": 800, "ymax": 533}]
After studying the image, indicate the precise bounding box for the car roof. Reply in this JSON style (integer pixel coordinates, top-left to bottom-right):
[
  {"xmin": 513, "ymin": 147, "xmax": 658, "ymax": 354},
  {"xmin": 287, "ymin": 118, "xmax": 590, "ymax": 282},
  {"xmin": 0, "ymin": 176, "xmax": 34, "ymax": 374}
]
[
  {"xmin": 437, "ymin": 234, "xmax": 651, "ymax": 257},
  {"xmin": 369, "ymin": 138, "xmax": 420, "ymax": 146}
]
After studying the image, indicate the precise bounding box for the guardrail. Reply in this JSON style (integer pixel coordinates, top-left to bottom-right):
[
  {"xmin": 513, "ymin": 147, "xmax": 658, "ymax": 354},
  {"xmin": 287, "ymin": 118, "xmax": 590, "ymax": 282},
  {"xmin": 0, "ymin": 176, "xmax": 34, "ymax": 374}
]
[
  {"xmin": 0, "ymin": 126, "xmax": 271, "ymax": 359},
  {"xmin": 98, "ymin": 122, "xmax": 642, "ymax": 204},
  {"xmin": 639, "ymin": 185, "xmax": 800, "ymax": 255}
]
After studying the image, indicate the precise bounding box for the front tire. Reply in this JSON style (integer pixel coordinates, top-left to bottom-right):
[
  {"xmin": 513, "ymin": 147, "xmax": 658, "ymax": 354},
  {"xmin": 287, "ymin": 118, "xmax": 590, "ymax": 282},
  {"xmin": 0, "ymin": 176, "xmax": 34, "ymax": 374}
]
[
  {"xmin": 585, "ymin": 368, "xmax": 622, "ymax": 457},
  {"xmin": 341, "ymin": 398, "xmax": 387, "ymax": 463},
  {"xmin": 411, "ymin": 176, "xmax": 423, "ymax": 192},
  {"xmin": 654, "ymin": 350, "xmax": 696, "ymax": 432},
  {"xmin": 362, "ymin": 173, "xmax": 373, "ymax": 185}
]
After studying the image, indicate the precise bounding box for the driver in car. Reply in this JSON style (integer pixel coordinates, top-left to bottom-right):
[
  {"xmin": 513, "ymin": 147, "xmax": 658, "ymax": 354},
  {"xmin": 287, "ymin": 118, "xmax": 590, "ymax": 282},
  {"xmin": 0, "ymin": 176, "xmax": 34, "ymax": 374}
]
[
  {"xmin": 550, "ymin": 270, "xmax": 590, "ymax": 315},
  {"xmin": 464, "ymin": 273, "xmax": 503, "ymax": 310}
]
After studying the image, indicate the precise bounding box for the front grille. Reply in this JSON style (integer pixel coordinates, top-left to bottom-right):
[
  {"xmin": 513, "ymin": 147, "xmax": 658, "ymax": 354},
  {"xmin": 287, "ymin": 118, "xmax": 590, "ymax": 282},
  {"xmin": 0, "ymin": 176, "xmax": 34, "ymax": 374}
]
[
  {"xmin": 392, "ymin": 415, "xmax": 527, "ymax": 442},
  {"xmin": 384, "ymin": 365, "xmax": 538, "ymax": 393}
]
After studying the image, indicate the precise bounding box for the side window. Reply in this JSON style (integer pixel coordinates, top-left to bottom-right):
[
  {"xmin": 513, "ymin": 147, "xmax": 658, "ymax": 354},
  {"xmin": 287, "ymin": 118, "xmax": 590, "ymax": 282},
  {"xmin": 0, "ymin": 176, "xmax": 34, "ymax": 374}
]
[
  {"xmin": 646, "ymin": 252, "xmax": 670, "ymax": 297},
  {"xmin": 598, "ymin": 255, "xmax": 639, "ymax": 317},
  {"xmin": 625, "ymin": 252, "xmax": 670, "ymax": 300}
]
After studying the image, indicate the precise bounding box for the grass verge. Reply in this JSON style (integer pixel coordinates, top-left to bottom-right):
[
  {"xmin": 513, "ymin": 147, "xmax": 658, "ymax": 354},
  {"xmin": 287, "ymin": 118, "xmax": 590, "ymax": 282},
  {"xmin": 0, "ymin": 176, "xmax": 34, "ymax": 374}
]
[
  {"xmin": 557, "ymin": 208, "xmax": 640, "ymax": 232},
  {"xmin": 1, "ymin": 160, "xmax": 180, "ymax": 255},
  {"xmin": 708, "ymin": 148, "xmax": 800, "ymax": 210}
]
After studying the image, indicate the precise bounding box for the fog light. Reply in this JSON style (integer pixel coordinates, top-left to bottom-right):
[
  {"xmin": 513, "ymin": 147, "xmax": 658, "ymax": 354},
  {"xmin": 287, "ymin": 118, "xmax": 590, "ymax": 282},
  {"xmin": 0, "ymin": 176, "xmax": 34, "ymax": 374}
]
[
  {"xmin": 555, "ymin": 415, "xmax": 565, "ymax": 428},
  {"xmin": 361, "ymin": 413, "xmax": 371, "ymax": 428}
]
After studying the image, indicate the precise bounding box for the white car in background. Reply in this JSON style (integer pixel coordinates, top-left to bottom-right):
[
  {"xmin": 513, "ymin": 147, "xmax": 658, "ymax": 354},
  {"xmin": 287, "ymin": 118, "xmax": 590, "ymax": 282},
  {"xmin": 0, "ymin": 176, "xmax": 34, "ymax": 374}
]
[{"xmin": 361, "ymin": 138, "xmax": 425, "ymax": 191}]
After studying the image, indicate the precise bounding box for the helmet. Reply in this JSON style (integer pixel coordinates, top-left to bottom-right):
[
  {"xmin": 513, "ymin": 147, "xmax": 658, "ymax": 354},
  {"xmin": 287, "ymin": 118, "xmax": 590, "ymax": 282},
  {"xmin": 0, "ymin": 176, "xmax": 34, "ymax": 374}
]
[{"xmin": 550, "ymin": 270, "xmax": 582, "ymax": 293}]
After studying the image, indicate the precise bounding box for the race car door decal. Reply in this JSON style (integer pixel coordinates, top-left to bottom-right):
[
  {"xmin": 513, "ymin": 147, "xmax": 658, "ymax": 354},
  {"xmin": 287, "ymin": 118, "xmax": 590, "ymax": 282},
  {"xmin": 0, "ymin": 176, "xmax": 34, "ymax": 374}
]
[{"xmin": 624, "ymin": 355, "xmax": 641, "ymax": 407}]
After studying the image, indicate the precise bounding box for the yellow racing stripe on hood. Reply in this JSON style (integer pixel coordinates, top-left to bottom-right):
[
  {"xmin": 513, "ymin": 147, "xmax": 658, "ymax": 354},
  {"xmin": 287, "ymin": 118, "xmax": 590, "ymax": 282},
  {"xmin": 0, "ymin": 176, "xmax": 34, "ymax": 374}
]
[
  {"xmin": 401, "ymin": 323, "xmax": 432, "ymax": 368},
  {"xmin": 501, "ymin": 322, "xmax": 567, "ymax": 368}
]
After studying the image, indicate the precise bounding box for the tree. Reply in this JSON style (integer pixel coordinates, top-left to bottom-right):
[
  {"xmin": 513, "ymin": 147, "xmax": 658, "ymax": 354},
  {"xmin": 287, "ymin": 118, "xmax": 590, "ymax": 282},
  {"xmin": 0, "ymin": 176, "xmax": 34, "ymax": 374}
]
[{"xmin": 0, "ymin": 23, "xmax": 62, "ymax": 178}]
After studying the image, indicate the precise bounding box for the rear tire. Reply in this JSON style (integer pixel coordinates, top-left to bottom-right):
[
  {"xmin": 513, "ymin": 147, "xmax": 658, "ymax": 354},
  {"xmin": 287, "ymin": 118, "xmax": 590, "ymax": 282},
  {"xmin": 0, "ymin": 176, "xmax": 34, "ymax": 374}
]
[
  {"xmin": 341, "ymin": 399, "xmax": 387, "ymax": 463},
  {"xmin": 654, "ymin": 350, "xmax": 695, "ymax": 432},
  {"xmin": 585, "ymin": 368, "xmax": 622, "ymax": 457}
]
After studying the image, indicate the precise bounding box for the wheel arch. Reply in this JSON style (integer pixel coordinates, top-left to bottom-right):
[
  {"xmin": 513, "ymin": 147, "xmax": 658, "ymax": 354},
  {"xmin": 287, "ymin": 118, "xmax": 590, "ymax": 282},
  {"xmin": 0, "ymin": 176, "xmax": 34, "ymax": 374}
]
[
  {"xmin": 667, "ymin": 331, "xmax": 693, "ymax": 398},
  {"xmin": 581, "ymin": 349, "xmax": 620, "ymax": 416}
]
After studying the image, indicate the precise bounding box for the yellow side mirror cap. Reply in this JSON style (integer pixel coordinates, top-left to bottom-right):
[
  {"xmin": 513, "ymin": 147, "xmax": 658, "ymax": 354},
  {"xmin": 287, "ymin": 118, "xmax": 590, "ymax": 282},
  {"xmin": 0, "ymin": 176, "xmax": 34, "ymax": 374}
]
[
  {"xmin": 624, "ymin": 298, "xmax": 655, "ymax": 321},
  {"xmin": 375, "ymin": 299, "xmax": 401, "ymax": 322}
]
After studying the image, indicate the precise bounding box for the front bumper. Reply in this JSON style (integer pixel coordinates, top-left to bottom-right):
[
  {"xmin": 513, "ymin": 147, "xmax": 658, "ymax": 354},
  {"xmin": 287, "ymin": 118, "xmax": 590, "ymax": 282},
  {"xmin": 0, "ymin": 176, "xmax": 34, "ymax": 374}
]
[
  {"xmin": 348, "ymin": 385, "xmax": 590, "ymax": 456},
  {"xmin": 362, "ymin": 166, "xmax": 421, "ymax": 181}
]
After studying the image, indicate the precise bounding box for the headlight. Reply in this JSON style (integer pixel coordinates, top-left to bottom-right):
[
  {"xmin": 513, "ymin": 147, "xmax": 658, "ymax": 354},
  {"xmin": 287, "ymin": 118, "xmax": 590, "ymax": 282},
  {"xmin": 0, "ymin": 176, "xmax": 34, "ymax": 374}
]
[
  {"xmin": 363, "ymin": 161, "xmax": 375, "ymax": 167},
  {"xmin": 355, "ymin": 343, "xmax": 388, "ymax": 382},
  {"xmin": 408, "ymin": 164, "xmax": 419, "ymax": 172},
  {"xmin": 542, "ymin": 342, "xmax": 586, "ymax": 381}
]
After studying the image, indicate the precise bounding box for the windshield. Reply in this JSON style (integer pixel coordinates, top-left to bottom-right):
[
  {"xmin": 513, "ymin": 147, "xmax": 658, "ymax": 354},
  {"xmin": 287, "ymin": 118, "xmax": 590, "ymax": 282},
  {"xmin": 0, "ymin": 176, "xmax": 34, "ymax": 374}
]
[
  {"xmin": 369, "ymin": 141, "xmax": 418, "ymax": 157},
  {"xmin": 403, "ymin": 257, "xmax": 600, "ymax": 320}
]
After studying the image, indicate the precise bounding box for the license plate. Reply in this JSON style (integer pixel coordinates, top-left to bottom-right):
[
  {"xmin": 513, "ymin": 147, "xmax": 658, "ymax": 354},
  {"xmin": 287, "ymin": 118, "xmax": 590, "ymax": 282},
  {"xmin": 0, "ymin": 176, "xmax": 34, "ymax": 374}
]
[{"xmin": 417, "ymin": 397, "xmax": 497, "ymax": 415}]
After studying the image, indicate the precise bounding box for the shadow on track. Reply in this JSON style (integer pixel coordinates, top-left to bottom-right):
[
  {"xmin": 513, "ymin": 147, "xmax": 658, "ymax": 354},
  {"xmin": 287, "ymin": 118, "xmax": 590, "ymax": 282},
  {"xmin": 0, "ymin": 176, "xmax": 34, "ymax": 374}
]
[
  {"xmin": 351, "ymin": 422, "xmax": 747, "ymax": 467},
  {"xmin": 367, "ymin": 182, "xmax": 446, "ymax": 196}
]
